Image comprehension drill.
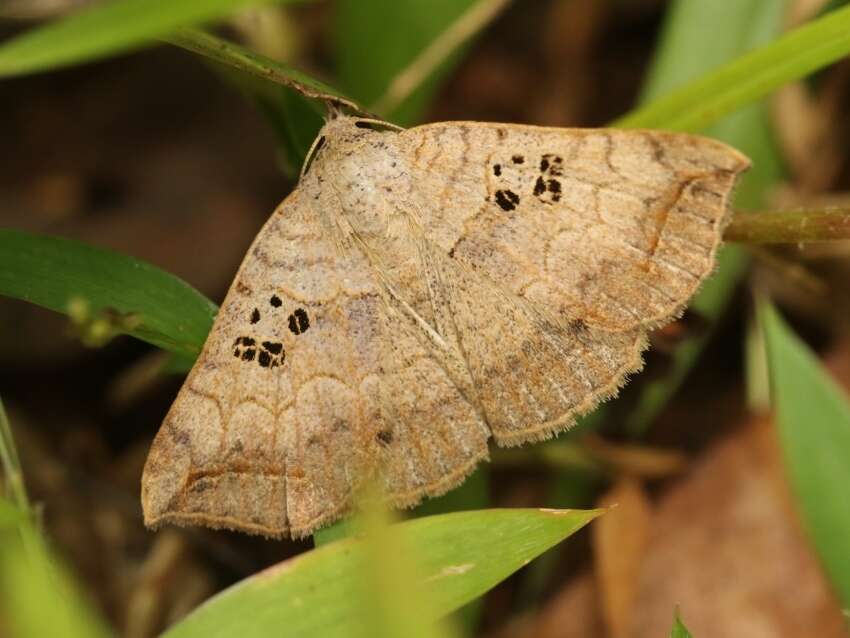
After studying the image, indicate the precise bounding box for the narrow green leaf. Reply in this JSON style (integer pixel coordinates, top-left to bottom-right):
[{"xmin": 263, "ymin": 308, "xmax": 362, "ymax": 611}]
[
  {"xmin": 622, "ymin": 0, "xmax": 787, "ymax": 434},
  {"xmin": 410, "ymin": 469, "xmax": 490, "ymax": 636},
  {"xmin": 164, "ymin": 508, "xmax": 601, "ymax": 638},
  {"xmin": 759, "ymin": 299, "xmax": 850, "ymax": 606},
  {"xmin": 0, "ymin": 0, "xmax": 286, "ymax": 78},
  {"xmin": 0, "ymin": 230, "xmax": 216, "ymax": 357},
  {"xmin": 253, "ymin": 84, "xmax": 330, "ymax": 177},
  {"xmin": 670, "ymin": 608, "xmax": 694, "ymax": 638},
  {"xmin": 348, "ymin": 488, "xmax": 453, "ymax": 638},
  {"xmin": 173, "ymin": 29, "xmax": 329, "ymax": 179},
  {"xmin": 368, "ymin": 0, "xmax": 511, "ymax": 119},
  {"xmin": 167, "ymin": 28, "xmax": 361, "ymax": 112},
  {"xmin": 166, "ymin": 27, "xmax": 357, "ymax": 176},
  {"xmin": 313, "ymin": 516, "xmax": 359, "ymax": 547},
  {"xmin": 313, "ymin": 472, "xmax": 490, "ymax": 634},
  {"xmin": 335, "ymin": 0, "xmax": 478, "ymax": 125},
  {"xmin": 616, "ymin": 3, "xmax": 850, "ymax": 131},
  {"xmin": 0, "ymin": 498, "xmax": 114, "ymax": 638},
  {"xmin": 0, "ymin": 499, "xmax": 24, "ymax": 530}
]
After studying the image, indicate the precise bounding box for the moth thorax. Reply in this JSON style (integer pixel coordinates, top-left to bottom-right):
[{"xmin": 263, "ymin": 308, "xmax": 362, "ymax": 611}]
[{"xmin": 323, "ymin": 143, "xmax": 406, "ymax": 237}]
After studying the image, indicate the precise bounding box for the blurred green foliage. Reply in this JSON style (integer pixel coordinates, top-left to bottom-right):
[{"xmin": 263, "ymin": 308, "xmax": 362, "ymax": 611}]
[
  {"xmin": 162, "ymin": 508, "xmax": 600, "ymax": 638},
  {"xmin": 0, "ymin": 0, "xmax": 294, "ymax": 77},
  {"xmin": 760, "ymin": 299, "xmax": 850, "ymax": 606}
]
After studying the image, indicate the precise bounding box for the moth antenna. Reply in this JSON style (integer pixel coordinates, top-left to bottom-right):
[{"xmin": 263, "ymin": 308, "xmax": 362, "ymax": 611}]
[
  {"xmin": 351, "ymin": 117, "xmax": 405, "ymax": 132},
  {"xmin": 300, "ymin": 133, "xmax": 327, "ymax": 180}
]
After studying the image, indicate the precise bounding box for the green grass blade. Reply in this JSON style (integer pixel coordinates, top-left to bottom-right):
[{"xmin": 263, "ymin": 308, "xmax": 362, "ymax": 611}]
[
  {"xmin": 0, "ymin": 230, "xmax": 216, "ymax": 357},
  {"xmin": 0, "ymin": 0, "xmax": 287, "ymax": 78},
  {"xmin": 0, "ymin": 499, "xmax": 25, "ymax": 531},
  {"xmin": 759, "ymin": 299, "xmax": 850, "ymax": 606},
  {"xmin": 335, "ymin": 0, "xmax": 479, "ymax": 125},
  {"xmin": 670, "ymin": 608, "xmax": 694, "ymax": 638},
  {"xmin": 176, "ymin": 30, "xmax": 328, "ymax": 179},
  {"xmin": 410, "ymin": 469, "xmax": 490, "ymax": 636},
  {"xmin": 616, "ymin": 3, "xmax": 850, "ymax": 131},
  {"xmin": 312, "ymin": 517, "xmax": 359, "ymax": 547},
  {"xmin": 0, "ymin": 501, "xmax": 115, "ymax": 638},
  {"xmin": 163, "ymin": 508, "xmax": 601, "ymax": 638},
  {"xmin": 368, "ymin": 0, "xmax": 511, "ymax": 119},
  {"xmin": 346, "ymin": 490, "xmax": 455, "ymax": 638},
  {"xmin": 167, "ymin": 28, "xmax": 361, "ymax": 112},
  {"xmin": 165, "ymin": 27, "xmax": 360, "ymax": 176},
  {"xmin": 621, "ymin": 0, "xmax": 787, "ymax": 434}
]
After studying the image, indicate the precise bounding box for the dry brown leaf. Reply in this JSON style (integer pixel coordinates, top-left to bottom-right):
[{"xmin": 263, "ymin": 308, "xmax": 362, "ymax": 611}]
[
  {"xmin": 593, "ymin": 477, "xmax": 652, "ymax": 638},
  {"xmin": 528, "ymin": 571, "xmax": 604, "ymax": 638},
  {"xmin": 125, "ymin": 530, "xmax": 214, "ymax": 638},
  {"xmin": 630, "ymin": 416, "xmax": 848, "ymax": 638}
]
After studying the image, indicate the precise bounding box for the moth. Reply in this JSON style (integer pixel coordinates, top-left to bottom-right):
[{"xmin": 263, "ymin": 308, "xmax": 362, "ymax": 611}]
[{"xmin": 142, "ymin": 115, "xmax": 749, "ymax": 538}]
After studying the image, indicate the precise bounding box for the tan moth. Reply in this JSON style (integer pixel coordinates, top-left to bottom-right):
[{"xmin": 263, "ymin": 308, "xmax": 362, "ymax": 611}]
[{"xmin": 142, "ymin": 115, "xmax": 749, "ymax": 538}]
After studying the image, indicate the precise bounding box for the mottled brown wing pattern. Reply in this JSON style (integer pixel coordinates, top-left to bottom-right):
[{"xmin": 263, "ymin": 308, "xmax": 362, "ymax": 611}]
[
  {"xmin": 142, "ymin": 191, "xmax": 489, "ymax": 537},
  {"xmin": 401, "ymin": 123, "xmax": 750, "ymax": 332},
  {"xmin": 415, "ymin": 239, "xmax": 648, "ymax": 445},
  {"xmin": 142, "ymin": 191, "xmax": 380, "ymax": 537}
]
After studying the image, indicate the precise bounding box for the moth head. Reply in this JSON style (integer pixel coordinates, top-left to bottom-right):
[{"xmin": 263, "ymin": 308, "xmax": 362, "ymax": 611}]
[{"xmin": 301, "ymin": 115, "xmax": 405, "ymax": 182}]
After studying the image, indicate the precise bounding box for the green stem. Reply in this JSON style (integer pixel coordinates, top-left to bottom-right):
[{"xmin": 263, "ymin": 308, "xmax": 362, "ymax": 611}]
[{"xmin": 726, "ymin": 208, "xmax": 850, "ymax": 243}]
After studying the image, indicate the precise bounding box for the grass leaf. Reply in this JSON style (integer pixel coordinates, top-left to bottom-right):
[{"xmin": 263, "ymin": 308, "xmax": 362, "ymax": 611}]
[
  {"xmin": 616, "ymin": 3, "xmax": 850, "ymax": 131},
  {"xmin": 0, "ymin": 499, "xmax": 25, "ymax": 530},
  {"xmin": 335, "ymin": 0, "xmax": 480, "ymax": 125},
  {"xmin": 0, "ymin": 230, "xmax": 216, "ymax": 357},
  {"xmin": 167, "ymin": 28, "xmax": 361, "ymax": 112},
  {"xmin": 0, "ymin": 0, "xmax": 288, "ymax": 78},
  {"xmin": 759, "ymin": 299, "xmax": 850, "ymax": 606},
  {"xmin": 368, "ymin": 0, "xmax": 511, "ymax": 118},
  {"xmin": 163, "ymin": 508, "xmax": 601, "ymax": 638}
]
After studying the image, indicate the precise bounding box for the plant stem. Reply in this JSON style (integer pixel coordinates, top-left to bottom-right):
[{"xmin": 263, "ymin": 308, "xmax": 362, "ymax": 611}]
[{"xmin": 726, "ymin": 208, "xmax": 850, "ymax": 243}]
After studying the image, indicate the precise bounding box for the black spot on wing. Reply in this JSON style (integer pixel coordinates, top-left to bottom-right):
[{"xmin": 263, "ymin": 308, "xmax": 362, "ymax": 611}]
[
  {"xmin": 288, "ymin": 308, "xmax": 310, "ymax": 335},
  {"xmin": 234, "ymin": 335, "xmax": 286, "ymax": 368},
  {"xmin": 258, "ymin": 351, "xmax": 271, "ymax": 367},
  {"xmin": 494, "ymin": 189, "xmax": 520, "ymax": 211},
  {"xmin": 533, "ymin": 176, "xmax": 546, "ymax": 196},
  {"xmin": 262, "ymin": 341, "xmax": 283, "ymax": 355}
]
